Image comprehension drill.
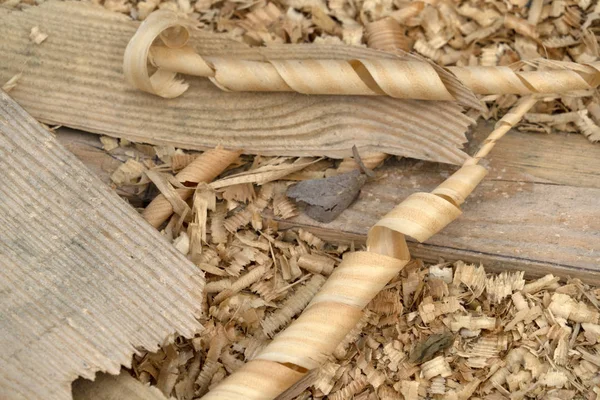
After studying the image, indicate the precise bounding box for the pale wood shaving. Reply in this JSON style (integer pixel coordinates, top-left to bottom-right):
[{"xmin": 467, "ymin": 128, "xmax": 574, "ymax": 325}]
[
  {"xmin": 1, "ymin": 73, "xmax": 21, "ymax": 93},
  {"xmin": 100, "ymin": 135, "xmax": 120, "ymax": 152},
  {"xmin": 111, "ymin": 159, "xmax": 146, "ymax": 186},
  {"xmin": 29, "ymin": 26, "xmax": 48, "ymax": 44},
  {"xmin": 128, "ymin": 239, "xmax": 600, "ymax": 399}
]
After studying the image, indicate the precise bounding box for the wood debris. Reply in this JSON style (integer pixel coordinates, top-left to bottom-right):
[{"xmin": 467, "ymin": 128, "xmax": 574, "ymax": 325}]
[
  {"xmin": 97, "ymin": 127, "xmax": 600, "ymax": 398},
  {"xmin": 29, "ymin": 25, "xmax": 47, "ymax": 44},
  {"xmin": 125, "ymin": 249, "xmax": 600, "ymax": 399}
]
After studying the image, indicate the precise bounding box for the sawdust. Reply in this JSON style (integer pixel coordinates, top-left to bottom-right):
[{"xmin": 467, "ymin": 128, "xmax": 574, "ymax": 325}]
[{"xmin": 128, "ymin": 248, "xmax": 600, "ymax": 399}]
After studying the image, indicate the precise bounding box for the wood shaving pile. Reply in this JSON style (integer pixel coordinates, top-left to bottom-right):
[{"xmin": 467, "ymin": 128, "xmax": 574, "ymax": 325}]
[
  {"xmin": 99, "ymin": 141, "xmax": 600, "ymax": 398},
  {"xmin": 130, "ymin": 247, "xmax": 600, "ymax": 399}
]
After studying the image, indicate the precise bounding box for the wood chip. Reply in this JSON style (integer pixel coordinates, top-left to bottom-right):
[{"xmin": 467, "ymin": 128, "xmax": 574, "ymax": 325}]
[{"xmin": 287, "ymin": 170, "xmax": 367, "ymax": 223}]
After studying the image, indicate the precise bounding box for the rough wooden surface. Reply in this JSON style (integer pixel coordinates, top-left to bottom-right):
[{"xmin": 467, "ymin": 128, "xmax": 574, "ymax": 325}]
[
  {"xmin": 281, "ymin": 122, "xmax": 600, "ymax": 284},
  {"xmin": 72, "ymin": 372, "xmax": 168, "ymax": 400},
  {"xmin": 54, "ymin": 123, "xmax": 600, "ymax": 284},
  {"xmin": 0, "ymin": 91, "xmax": 204, "ymax": 400},
  {"xmin": 0, "ymin": 1, "xmax": 474, "ymax": 164}
]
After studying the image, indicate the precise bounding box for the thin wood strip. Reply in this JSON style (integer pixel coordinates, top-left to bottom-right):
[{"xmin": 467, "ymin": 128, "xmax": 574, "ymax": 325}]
[
  {"xmin": 143, "ymin": 148, "xmax": 240, "ymax": 228},
  {"xmin": 0, "ymin": 1, "xmax": 473, "ymax": 165},
  {"xmin": 0, "ymin": 91, "xmax": 204, "ymax": 400},
  {"xmin": 128, "ymin": 11, "xmax": 600, "ymax": 102}
]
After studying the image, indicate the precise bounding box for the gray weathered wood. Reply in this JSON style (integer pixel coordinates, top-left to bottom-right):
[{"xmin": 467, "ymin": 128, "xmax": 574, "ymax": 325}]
[
  {"xmin": 279, "ymin": 122, "xmax": 600, "ymax": 283},
  {"xmin": 0, "ymin": 91, "xmax": 204, "ymax": 400}
]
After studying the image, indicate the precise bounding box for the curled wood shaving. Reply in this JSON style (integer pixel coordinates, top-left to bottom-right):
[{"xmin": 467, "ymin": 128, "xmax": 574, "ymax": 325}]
[
  {"xmin": 485, "ymin": 271, "xmax": 526, "ymax": 304},
  {"xmin": 365, "ymin": 17, "xmax": 412, "ymax": 52},
  {"xmin": 99, "ymin": 4, "xmax": 600, "ymax": 394},
  {"xmin": 125, "ymin": 10, "xmax": 600, "ymax": 102},
  {"xmin": 171, "ymin": 152, "xmax": 199, "ymax": 172},
  {"xmin": 211, "ymin": 158, "xmax": 318, "ymax": 189},
  {"xmin": 297, "ymin": 229, "xmax": 325, "ymax": 249},
  {"xmin": 421, "ymin": 356, "xmax": 453, "ymax": 379},
  {"xmin": 146, "ymin": 170, "xmax": 193, "ymax": 221},
  {"xmin": 575, "ymin": 109, "xmax": 600, "ymax": 142},
  {"xmin": 196, "ymin": 99, "xmax": 538, "ymax": 399},
  {"xmin": 123, "ymin": 10, "xmax": 204, "ymax": 98},
  {"xmin": 143, "ymin": 147, "xmax": 240, "ymax": 228},
  {"xmin": 328, "ymin": 375, "xmax": 367, "ymax": 400},
  {"xmin": 2, "ymin": 73, "xmax": 22, "ymax": 93},
  {"xmin": 272, "ymin": 194, "xmax": 297, "ymax": 219},
  {"xmin": 297, "ymin": 253, "xmax": 335, "ymax": 275},
  {"xmin": 88, "ymin": 0, "xmax": 600, "ymax": 142},
  {"xmin": 335, "ymin": 152, "xmax": 388, "ymax": 175},
  {"xmin": 262, "ymin": 274, "xmax": 326, "ymax": 337},
  {"xmin": 549, "ymin": 293, "xmax": 600, "ymax": 323}
]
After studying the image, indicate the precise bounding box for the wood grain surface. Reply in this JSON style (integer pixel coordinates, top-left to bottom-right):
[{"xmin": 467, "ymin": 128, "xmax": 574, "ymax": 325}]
[
  {"xmin": 0, "ymin": 1, "xmax": 474, "ymax": 164},
  {"xmin": 281, "ymin": 122, "xmax": 600, "ymax": 283},
  {"xmin": 0, "ymin": 91, "xmax": 204, "ymax": 400}
]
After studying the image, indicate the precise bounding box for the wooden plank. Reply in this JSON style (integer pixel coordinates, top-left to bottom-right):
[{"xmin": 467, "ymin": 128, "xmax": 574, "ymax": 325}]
[
  {"xmin": 472, "ymin": 123, "xmax": 600, "ymax": 189},
  {"xmin": 55, "ymin": 123, "xmax": 600, "ymax": 284},
  {"xmin": 279, "ymin": 123, "xmax": 600, "ymax": 283},
  {"xmin": 0, "ymin": 91, "xmax": 204, "ymax": 400},
  {"xmin": 0, "ymin": 1, "xmax": 473, "ymax": 164}
]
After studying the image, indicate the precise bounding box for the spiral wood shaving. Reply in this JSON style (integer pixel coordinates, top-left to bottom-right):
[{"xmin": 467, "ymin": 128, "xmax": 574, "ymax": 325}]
[
  {"xmin": 200, "ymin": 162, "xmax": 487, "ymax": 400},
  {"xmin": 122, "ymin": 11, "xmax": 552, "ymax": 399},
  {"xmin": 124, "ymin": 10, "xmax": 600, "ymax": 100},
  {"xmin": 365, "ymin": 17, "xmax": 412, "ymax": 53},
  {"xmin": 199, "ymin": 97, "xmax": 536, "ymax": 399}
]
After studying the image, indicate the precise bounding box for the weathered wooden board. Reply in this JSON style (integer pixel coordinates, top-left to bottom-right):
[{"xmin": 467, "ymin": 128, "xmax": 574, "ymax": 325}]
[
  {"xmin": 280, "ymin": 122, "xmax": 600, "ymax": 283},
  {"xmin": 0, "ymin": 1, "xmax": 474, "ymax": 164},
  {"xmin": 0, "ymin": 91, "xmax": 204, "ymax": 400},
  {"xmin": 53, "ymin": 123, "xmax": 600, "ymax": 284}
]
